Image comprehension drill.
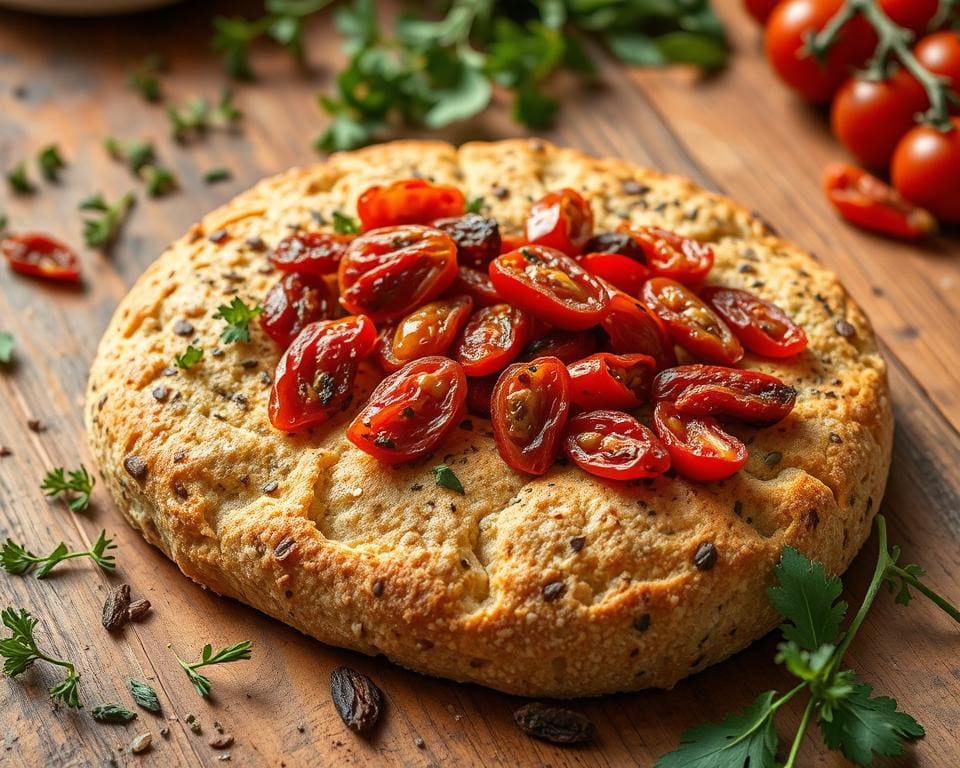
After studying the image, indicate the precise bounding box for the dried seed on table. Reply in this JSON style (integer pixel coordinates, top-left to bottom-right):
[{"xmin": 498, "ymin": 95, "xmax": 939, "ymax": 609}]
[
  {"xmin": 209, "ymin": 733, "xmax": 234, "ymax": 749},
  {"xmin": 330, "ymin": 666, "xmax": 383, "ymax": 735},
  {"xmin": 130, "ymin": 733, "xmax": 152, "ymax": 754},
  {"xmin": 128, "ymin": 599, "xmax": 152, "ymax": 622},
  {"xmin": 102, "ymin": 584, "xmax": 131, "ymax": 631},
  {"xmin": 513, "ymin": 703, "xmax": 595, "ymax": 744}
]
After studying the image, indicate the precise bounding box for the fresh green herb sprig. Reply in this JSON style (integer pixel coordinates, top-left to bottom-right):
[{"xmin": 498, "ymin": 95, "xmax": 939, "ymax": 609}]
[
  {"xmin": 167, "ymin": 89, "xmax": 242, "ymax": 142},
  {"xmin": 6, "ymin": 162, "xmax": 34, "ymax": 194},
  {"xmin": 316, "ymin": 0, "xmax": 727, "ymax": 152},
  {"xmin": 0, "ymin": 608, "xmax": 82, "ymax": 708},
  {"xmin": 171, "ymin": 641, "xmax": 252, "ymax": 698},
  {"xmin": 332, "ymin": 211, "xmax": 360, "ymax": 234},
  {"xmin": 41, "ymin": 465, "xmax": 96, "ymax": 512},
  {"xmin": 81, "ymin": 192, "xmax": 136, "ymax": 248},
  {"xmin": 127, "ymin": 53, "xmax": 165, "ymax": 102},
  {"xmin": 433, "ymin": 464, "xmax": 464, "ymax": 494},
  {"xmin": 212, "ymin": 0, "xmax": 334, "ymax": 79},
  {"xmin": 37, "ymin": 145, "xmax": 66, "ymax": 182},
  {"xmin": 203, "ymin": 167, "xmax": 232, "ymax": 184},
  {"xmin": 175, "ymin": 345, "xmax": 204, "ymax": 370},
  {"xmin": 105, "ymin": 137, "xmax": 156, "ymax": 174},
  {"xmin": 655, "ymin": 515, "xmax": 958, "ymax": 768},
  {"xmin": 214, "ymin": 298, "xmax": 262, "ymax": 344},
  {"xmin": 142, "ymin": 165, "xmax": 178, "ymax": 198},
  {"xmin": 1, "ymin": 530, "xmax": 116, "ymax": 578},
  {"xmin": 0, "ymin": 331, "xmax": 13, "ymax": 365}
]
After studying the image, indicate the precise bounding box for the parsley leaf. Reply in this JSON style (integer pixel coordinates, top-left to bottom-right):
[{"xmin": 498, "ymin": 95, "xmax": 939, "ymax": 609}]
[
  {"xmin": 819, "ymin": 681, "xmax": 924, "ymax": 765},
  {"xmin": 105, "ymin": 137, "xmax": 156, "ymax": 173},
  {"xmin": 465, "ymin": 196, "xmax": 485, "ymax": 214},
  {"xmin": 37, "ymin": 144, "xmax": 66, "ymax": 182},
  {"xmin": 332, "ymin": 211, "xmax": 360, "ymax": 234},
  {"xmin": 127, "ymin": 678, "xmax": 161, "ymax": 713},
  {"xmin": 175, "ymin": 345, "xmax": 204, "ymax": 370},
  {"xmin": 203, "ymin": 167, "xmax": 232, "ymax": 184},
  {"xmin": 41, "ymin": 465, "xmax": 96, "ymax": 512},
  {"xmin": 768, "ymin": 545, "xmax": 847, "ymax": 652},
  {"xmin": 168, "ymin": 89, "xmax": 243, "ymax": 142},
  {"xmin": 0, "ymin": 607, "xmax": 82, "ymax": 708},
  {"xmin": 92, "ymin": 703, "xmax": 137, "ymax": 723},
  {"xmin": 127, "ymin": 53, "xmax": 165, "ymax": 102},
  {"xmin": 214, "ymin": 298, "xmax": 262, "ymax": 344},
  {"xmin": 1, "ymin": 530, "xmax": 116, "ymax": 579},
  {"xmin": 82, "ymin": 192, "xmax": 135, "ymax": 249},
  {"xmin": 0, "ymin": 331, "xmax": 13, "ymax": 365},
  {"xmin": 654, "ymin": 690, "xmax": 779, "ymax": 768},
  {"xmin": 171, "ymin": 640, "xmax": 253, "ymax": 698},
  {"xmin": 6, "ymin": 161, "xmax": 34, "ymax": 194},
  {"xmin": 142, "ymin": 165, "xmax": 178, "ymax": 198},
  {"xmin": 433, "ymin": 464, "xmax": 464, "ymax": 495}
]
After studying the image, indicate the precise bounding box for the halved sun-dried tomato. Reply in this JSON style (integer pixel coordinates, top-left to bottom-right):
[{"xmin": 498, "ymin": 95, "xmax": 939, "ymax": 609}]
[{"xmin": 357, "ymin": 178, "xmax": 465, "ymax": 230}]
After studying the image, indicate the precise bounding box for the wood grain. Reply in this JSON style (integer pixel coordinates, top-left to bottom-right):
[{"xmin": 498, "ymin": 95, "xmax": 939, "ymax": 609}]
[{"xmin": 0, "ymin": 1, "xmax": 958, "ymax": 766}]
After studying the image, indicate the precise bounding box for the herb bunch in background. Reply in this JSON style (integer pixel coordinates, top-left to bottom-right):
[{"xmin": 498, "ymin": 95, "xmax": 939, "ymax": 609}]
[{"xmin": 211, "ymin": 0, "xmax": 727, "ymax": 152}]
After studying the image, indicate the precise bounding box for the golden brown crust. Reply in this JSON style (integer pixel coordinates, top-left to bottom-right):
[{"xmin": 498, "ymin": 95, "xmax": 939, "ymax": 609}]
[{"xmin": 85, "ymin": 139, "xmax": 892, "ymax": 697}]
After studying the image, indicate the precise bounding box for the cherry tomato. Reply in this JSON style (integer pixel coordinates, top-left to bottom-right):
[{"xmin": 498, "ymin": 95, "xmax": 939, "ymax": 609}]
[
  {"xmin": 583, "ymin": 231, "xmax": 648, "ymax": 262},
  {"xmin": 489, "ymin": 245, "xmax": 609, "ymax": 331},
  {"xmin": 878, "ymin": 0, "xmax": 939, "ymax": 37},
  {"xmin": 373, "ymin": 324, "xmax": 405, "ymax": 373},
  {"xmin": 830, "ymin": 68, "xmax": 929, "ymax": 169},
  {"xmin": 261, "ymin": 273, "xmax": 337, "ymax": 348},
  {"xmin": 466, "ymin": 374, "xmax": 498, "ymax": 417},
  {"xmin": 567, "ymin": 353, "xmax": 657, "ymax": 411},
  {"xmin": 347, "ymin": 356, "xmax": 467, "ymax": 464},
  {"xmin": 618, "ymin": 225, "xmax": 714, "ymax": 285},
  {"xmin": 579, "ymin": 252, "xmax": 649, "ymax": 296},
  {"xmin": 915, "ymin": 32, "xmax": 960, "ymax": 100},
  {"xmin": 269, "ymin": 231, "xmax": 354, "ymax": 277},
  {"xmin": 391, "ymin": 295, "xmax": 473, "ymax": 362},
  {"xmin": 642, "ymin": 278, "xmax": 744, "ymax": 365},
  {"xmin": 745, "ymin": 0, "xmax": 781, "ymax": 24},
  {"xmin": 891, "ymin": 117, "xmax": 960, "ymax": 223},
  {"xmin": 824, "ymin": 162, "xmax": 937, "ymax": 237},
  {"xmin": 448, "ymin": 265, "xmax": 501, "ymax": 308},
  {"xmin": 499, "ymin": 233, "xmax": 527, "ymax": 254},
  {"xmin": 520, "ymin": 329, "xmax": 599, "ymax": 364},
  {"xmin": 701, "ymin": 286, "xmax": 808, "ymax": 358},
  {"xmin": 653, "ymin": 364, "xmax": 797, "ymax": 425},
  {"xmin": 524, "ymin": 188, "xmax": 594, "ymax": 256},
  {"xmin": 653, "ymin": 401, "xmax": 747, "ymax": 483},
  {"xmin": 564, "ymin": 410, "xmax": 670, "ymax": 481},
  {"xmin": 491, "ymin": 356, "xmax": 571, "ymax": 475},
  {"xmin": 601, "ymin": 288, "xmax": 677, "ymax": 371},
  {"xmin": 454, "ymin": 303, "xmax": 532, "ymax": 377},
  {"xmin": 432, "ymin": 214, "xmax": 501, "ymax": 268},
  {"xmin": 765, "ymin": 0, "xmax": 876, "ymax": 103},
  {"xmin": 338, "ymin": 225, "xmax": 458, "ymax": 321},
  {"xmin": 268, "ymin": 315, "xmax": 377, "ymax": 432},
  {"xmin": 2, "ymin": 233, "xmax": 80, "ymax": 282},
  {"xmin": 357, "ymin": 178, "xmax": 465, "ymax": 231}
]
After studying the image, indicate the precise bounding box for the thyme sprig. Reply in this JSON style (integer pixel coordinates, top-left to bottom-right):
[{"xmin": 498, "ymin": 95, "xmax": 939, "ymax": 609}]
[
  {"xmin": 1, "ymin": 530, "xmax": 116, "ymax": 579},
  {"xmin": 40, "ymin": 465, "xmax": 96, "ymax": 512},
  {"xmin": 171, "ymin": 641, "xmax": 253, "ymax": 698},
  {"xmin": 0, "ymin": 608, "xmax": 82, "ymax": 708}
]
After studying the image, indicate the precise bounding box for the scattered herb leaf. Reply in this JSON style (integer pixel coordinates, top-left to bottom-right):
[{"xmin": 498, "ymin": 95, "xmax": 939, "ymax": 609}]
[
  {"xmin": 203, "ymin": 167, "xmax": 232, "ymax": 184},
  {"xmin": 37, "ymin": 145, "xmax": 66, "ymax": 182},
  {"xmin": 0, "ymin": 607, "xmax": 82, "ymax": 708},
  {"xmin": 141, "ymin": 165, "xmax": 178, "ymax": 198},
  {"xmin": 127, "ymin": 53, "xmax": 165, "ymax": 102},
  {"xmin": 82, "ymin": 192, "xmax": 136, "ymax": 249},
  {"xmin": 168, "ymin": 89, "xmax": 242, "ymax": 142},
  {"xmin": 214, "ymin": 298, "xmax": 262, "ymax": 344},
  {"xmin": 6, "ymin": 162, "xmax": 34, "ymax": 194},
  {"xmin": 92, "ymin": 703, "xmax": 138, "ymax": 723},
  {"xmin": 0, "ymin": 331, "xmax": 13, "ymax": 364},
  {"xmin": 332, "ymin": 211, "xmax": 360, "ymax": 234},
  {"xmin": 1, "ymin": 530, "xmax": 116, "ymax": 578},
  {"xmin": 171, "ymin": 641, "xmax": 253, "ymax": 698},
  {"xmin": 433, "ymin": 464, "xmax": 464, "ymax": 495},
  {"xmin": 41, "ymin": 466, "xmax": 96, "ymax": 512},
  {"xmin": 465, "ymin": 196, "xmax": 485, "ymax": 214},
  {"xmin": 175, "ymin": 345, "xmax": 204, "ymax": 370},
  {"xmin": 127, "ymin": 678, "xmax": 161, "ymax": 713},
  {"xmin": 105, "ymin": 137, "xmax": 156, "ymax": 174}
]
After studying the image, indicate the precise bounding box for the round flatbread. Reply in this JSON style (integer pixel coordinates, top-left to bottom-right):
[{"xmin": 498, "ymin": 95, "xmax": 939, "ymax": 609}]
[{"xmin": 85, "ymin": 139, "xmax": 892, "ymax": 697}]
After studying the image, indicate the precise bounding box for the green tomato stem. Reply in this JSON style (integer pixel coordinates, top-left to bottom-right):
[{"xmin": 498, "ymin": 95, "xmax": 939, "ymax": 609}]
[{"xmin": 807, "ymin": 0, "xmax": 954, "ymax": 131}]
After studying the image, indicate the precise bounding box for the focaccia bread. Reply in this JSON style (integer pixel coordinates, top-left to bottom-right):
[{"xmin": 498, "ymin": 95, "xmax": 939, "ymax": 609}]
[{"xmin": 85, "ymin": 139, "xmax": 892, "ymax": 697}]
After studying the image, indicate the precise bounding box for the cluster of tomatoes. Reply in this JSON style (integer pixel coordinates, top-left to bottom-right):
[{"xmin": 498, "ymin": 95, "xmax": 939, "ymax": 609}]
[
  {"xmin": 261, "ymin": 178, "xmax": 806, "ymax": 484},
  {"xmin": 747, "ymin": 0, "xmax": 960, "ymax": 234}
]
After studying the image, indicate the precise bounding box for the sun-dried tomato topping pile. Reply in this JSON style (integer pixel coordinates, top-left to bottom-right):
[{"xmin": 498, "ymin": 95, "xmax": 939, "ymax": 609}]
[{"xmin": 263, "ymin": 178, "xmax": 808, "ymax": 484}]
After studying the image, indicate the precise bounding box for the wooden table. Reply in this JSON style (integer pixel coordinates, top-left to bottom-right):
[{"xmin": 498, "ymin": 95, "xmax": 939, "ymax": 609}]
[{"xmin": 1, "ymin": 1, "xmax": 958, "ymax": 765}]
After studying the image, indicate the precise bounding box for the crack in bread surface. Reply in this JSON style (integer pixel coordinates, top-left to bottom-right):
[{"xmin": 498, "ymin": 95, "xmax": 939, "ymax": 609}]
[{"xmin": 85, "ymin": 139, "xmax": 892, "ymax": 696}]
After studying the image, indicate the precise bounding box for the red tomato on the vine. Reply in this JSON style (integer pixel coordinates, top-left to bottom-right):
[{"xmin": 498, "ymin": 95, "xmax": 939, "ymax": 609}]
[
  {"xmin": 744, "ymin": 0, "xmax": 781, "ymax": 24},
  {"xmin": 489, "ymin": 245, "xmax": 610, "ymax": 331},
  {"xmin": 765, "ymin": 0, "xmax": 876, "ymax": 103},
  {"xmin": 824, "ymin": 162, "xmax": 937, "ymax": 237},
  {"xmin": 701, "ymin": 286, "xmax": 808, "ymax": 358},
  {"xmin": 830, "ymin": 68, "xmax": 929, "ymax": 169},
  {"xmin": 891, "ymin": 119, "xmax": 960, "ymax": 223},
  {"xmin": 915, "ymin": 32, "xmax": 960, "ymax": 110},
  {"xmin": 653, "ymin": 402, "xmax": 748, "ymax": 483},
  {"xmin": 563, "ymin": 410, "xmax": 670, "ymax": 481},
  {"xmin": 357, "ymin": 178, "xmax": 465, "ymax": 230},
  {"xmin": 338, "ymin": 225, "xmax": 458, "ymax": 321},
  {"xmin": 491, "ymin": 356, "xmax": 571, "ymax": 475},
  {"xmin": 524, "ymin": 188, "xmax": 594, "ymax": 257},
  {"xmin": 347, "ymin": 356, "xmax": 467, "ymax": 464},
  {"xmin": 877, "ymin": 0, "xmax": 939, "ymax": 37},
  {"xmin": 268, "ymin": 315, "xmax": 377, "ymax": 432},
  {"xmin": 1, "ymin": 233, "xmax": 80, "ymax": 282}
]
